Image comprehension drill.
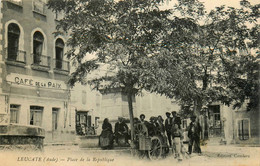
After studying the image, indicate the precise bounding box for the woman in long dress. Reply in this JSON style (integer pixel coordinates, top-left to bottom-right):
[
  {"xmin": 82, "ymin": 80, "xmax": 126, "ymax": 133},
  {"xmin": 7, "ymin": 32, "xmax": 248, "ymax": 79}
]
[{"xmin": 99, "ymin": 118, "xmax": 114, "ymax": 149}]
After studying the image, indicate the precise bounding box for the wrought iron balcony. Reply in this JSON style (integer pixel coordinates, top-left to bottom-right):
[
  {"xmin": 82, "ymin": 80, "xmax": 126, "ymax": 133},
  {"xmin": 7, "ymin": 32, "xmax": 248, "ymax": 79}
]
[
  {"xmin": 4, "ymin": 48, "xmax": 26, "ymax": 63},
  {"xmin": 54, "ymin": 59, "xmax": 70, "ymax": 71},
  {"xmin": 32, "ymin": 54, "xmax": 50, "ymax": 67}
]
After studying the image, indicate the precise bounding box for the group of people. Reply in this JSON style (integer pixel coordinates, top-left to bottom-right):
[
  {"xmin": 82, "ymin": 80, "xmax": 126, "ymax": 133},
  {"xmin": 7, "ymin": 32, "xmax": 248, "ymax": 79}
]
[
  {"xmin": 99, "ymin": 117, "xmax": 129, "ymax": 149},
  {"xmin": 99, "ymin": 111, "xmax": 202, "ymax": 160},
  {"xmin": 136, "ymin": 111, "xmax": 202, "ymax": 160},
  {"xmin": 165, "ymin": 111, "xmax": 202, "ymax": 160}
]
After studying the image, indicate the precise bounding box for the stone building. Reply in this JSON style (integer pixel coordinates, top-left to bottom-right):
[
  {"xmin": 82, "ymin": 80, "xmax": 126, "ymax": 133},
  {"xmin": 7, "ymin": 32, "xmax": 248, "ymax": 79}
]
[
  {"xmin": 97, "ymin": 88, "xmax": 179, "ymax": 134},
  {"xmin": 198, "ymin": 102, "xmax": 259, "ymax": 145},
  {"xmin": 69, "ymin": 83, "xmax": 102, "ymax": 136},
  {"xmin": 0, "ymin": 0, "xmax": 74, "ymax": 143}
]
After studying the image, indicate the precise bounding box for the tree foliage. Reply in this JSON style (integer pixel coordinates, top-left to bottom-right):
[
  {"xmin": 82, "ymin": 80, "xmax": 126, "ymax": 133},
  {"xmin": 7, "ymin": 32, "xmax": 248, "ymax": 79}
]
[
  {"xmin": 140, "ymin": 0, "xmax": 259, "ymax": 115},
  {"xmin": 48, "ymin": 0, "xmax": 172, "ymax": 140},
  {"xmin": 48, "ymin": 0, "xmax": 260, "ymax": 131}
]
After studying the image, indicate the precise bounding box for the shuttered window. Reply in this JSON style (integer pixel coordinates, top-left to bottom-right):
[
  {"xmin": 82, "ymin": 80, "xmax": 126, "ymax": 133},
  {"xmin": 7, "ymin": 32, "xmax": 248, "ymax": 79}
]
[{"xmin": 238, "ymin": 119, "xmax": 250, "ymax": 140}]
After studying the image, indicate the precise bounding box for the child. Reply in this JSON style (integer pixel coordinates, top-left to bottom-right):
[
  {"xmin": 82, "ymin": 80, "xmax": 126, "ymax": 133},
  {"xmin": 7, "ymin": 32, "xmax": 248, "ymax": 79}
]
[{"xmin": 172, "ymin": 123, "xmax": 183, "ymax": 161}]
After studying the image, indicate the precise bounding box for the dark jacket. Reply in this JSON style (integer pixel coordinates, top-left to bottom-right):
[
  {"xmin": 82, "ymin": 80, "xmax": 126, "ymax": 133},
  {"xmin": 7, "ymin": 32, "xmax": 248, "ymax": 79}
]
[
  {"xmin": 114, "ymin": 122, "xmax": 128, "ymax": 134},
  {"xmin": 165, "ymin": 117, "xmax": 172, "ymax": 133},
  {"xmin": 172, "ymin": 116, "xmax": 182, "ymax": 127},
  {"xmin": 188, "ymin": 121, "xmax": 201, "ymax": 139},
  {"xmin": 158, "ymin": 122, "xmax": 165, "ymax": 133},
  {"xmin": 102, "ymin": 122, "xmax": 112, "ymax": 132}
]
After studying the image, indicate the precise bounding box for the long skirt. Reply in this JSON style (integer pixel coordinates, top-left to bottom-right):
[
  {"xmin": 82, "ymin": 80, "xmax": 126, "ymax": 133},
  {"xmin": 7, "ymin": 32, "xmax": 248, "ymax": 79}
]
[{"xmin": 99, "ymin": 129, "xmax": 114, "ymax": 149}]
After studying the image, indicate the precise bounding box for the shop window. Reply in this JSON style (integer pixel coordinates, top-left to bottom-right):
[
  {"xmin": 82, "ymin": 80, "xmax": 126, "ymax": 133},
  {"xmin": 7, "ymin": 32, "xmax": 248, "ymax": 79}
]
[
  {"xmin": 30, "ymin": 106, "xmax": 43, "ymax": 126},
  {"xmin": 10, "ymin": 104, "xmax": 20, "ymax": 123},
  {"xmin": 7, "ymin": 23, "xmax": 20, "ymax": 61},
  {"xmin": 76, "ymin": 111, "xmax": 89, "ymax": 135},
  {"xmin": 52, "ymin": 108, "xmax": 59, "ymax": 131},
  {"xmin": 33, "ymin": 31, "xmax": 44, "ymax": 65},
  {"xmin": 55, "ymin": 38, "xmax": 65, "ymax": 69},
  {"xmin": 87, "ymin": 116, "xmax": 91, "ymax": 127},
  {"xmin": 238, "ymin": 119, "xmax": 250, "ymax": 140}
]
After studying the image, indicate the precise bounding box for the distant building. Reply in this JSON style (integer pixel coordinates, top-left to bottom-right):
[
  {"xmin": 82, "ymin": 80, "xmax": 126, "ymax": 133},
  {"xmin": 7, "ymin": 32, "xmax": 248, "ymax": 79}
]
[
  {"xmin": 135, "ymin": 91, "xmax": 180, "ymax": 119},
  {"xmin": 199, "ymin": 102, "xmax": 259, "ymax": 145},
  {"xmin": 69, "ymin": 83, "xmax": 101, "ymax": 136},
  {"xmin": 0, "ymin": 0, "xmax": 74, "ymax": 143},
  {"xmin": 97, "ymin": 88, "xmax": 180, "ymax": 134}
]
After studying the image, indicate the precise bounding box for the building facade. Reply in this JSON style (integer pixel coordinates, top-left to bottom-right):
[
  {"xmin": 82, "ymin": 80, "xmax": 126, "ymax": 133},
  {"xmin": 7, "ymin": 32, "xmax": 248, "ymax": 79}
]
[
  {"xmin": 0, "ymin": 0, "xmax": 74, "ymax": 143},
  {"xmin": 70, "ymin": 83, "xmax": 102, "ymax": 136},
  {"xmin": 198, "ymin": 102, "xmax": 260, "ymax": 145},
  {"xmin": 97, "ymin": 89, "xmax": 179, "ymax": 134}
]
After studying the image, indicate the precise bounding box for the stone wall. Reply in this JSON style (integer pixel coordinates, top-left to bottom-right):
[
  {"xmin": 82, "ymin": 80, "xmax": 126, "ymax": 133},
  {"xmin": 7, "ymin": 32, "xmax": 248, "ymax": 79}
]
[{"xmin": 0, "ymin": 124, "xmax": 45, "ymax": 151}]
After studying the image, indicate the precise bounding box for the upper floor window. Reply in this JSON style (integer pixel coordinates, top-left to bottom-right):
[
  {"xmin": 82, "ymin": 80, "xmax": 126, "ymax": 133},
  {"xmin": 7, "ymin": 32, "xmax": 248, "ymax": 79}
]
[
  {"xmin": 6, "ymin": 0, "xmax": 23, "ymax": 6},
  {"xmin": 54, "ymin": 11, "xmax": 65, "ymax": 21},
  {"xmin": 33, "ymin": 31, "xmax": 44, "ymax": 64},
  {"xmin": 33, "ymin": 0, "xmax": 46, "ymax": 15},
  {"xmin": 7, "ymin": 23, "xmax": 20, "ymax": 61},
  {"xmin": 55, "ymin": 38, "xmax": 65, "ymax": 69}
]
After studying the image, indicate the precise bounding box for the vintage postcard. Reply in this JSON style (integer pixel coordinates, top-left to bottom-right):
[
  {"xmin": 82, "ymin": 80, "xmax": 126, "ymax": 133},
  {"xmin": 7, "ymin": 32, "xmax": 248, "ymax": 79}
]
[{"xmin": 0, "ymin": 0, "xmax": 259, "ymax": 165}]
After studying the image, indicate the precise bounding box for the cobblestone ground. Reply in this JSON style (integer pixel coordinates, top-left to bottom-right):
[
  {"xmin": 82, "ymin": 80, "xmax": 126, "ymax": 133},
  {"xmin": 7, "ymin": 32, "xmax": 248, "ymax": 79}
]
[{"xmin": 1, "ymin": 144, "xmax": 259, "ymax": 166}]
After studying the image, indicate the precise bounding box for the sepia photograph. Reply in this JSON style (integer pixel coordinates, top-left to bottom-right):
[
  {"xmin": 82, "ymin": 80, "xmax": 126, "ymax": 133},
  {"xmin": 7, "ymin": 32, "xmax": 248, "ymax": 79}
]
[{"xmin": 0, "ymin": 0, "xmax": 259, "ymax": 165}]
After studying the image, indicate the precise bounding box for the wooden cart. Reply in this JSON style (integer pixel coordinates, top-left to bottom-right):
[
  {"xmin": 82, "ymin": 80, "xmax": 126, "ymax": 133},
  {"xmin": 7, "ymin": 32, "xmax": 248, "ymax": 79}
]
[{"xmin": 134, "ymin": 123, "xmax": 169, "ymax": 160}]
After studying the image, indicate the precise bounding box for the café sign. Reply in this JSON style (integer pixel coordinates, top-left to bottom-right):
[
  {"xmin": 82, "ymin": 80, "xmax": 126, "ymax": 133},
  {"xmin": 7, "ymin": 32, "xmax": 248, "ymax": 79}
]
[{"xmin": 6, "ymin": 74, "xmax": 67, "ymax": 90}]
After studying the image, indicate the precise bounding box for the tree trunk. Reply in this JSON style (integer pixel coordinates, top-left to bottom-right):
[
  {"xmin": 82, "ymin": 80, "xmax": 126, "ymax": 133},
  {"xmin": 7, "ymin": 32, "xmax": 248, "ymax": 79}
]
[
  {"xmin": 193, "ymin": 98, "xmax": 203, "ymax": 152},
  {"xmin": 127, "ymin": 91, "xmax": 135, "ymax": 142}
]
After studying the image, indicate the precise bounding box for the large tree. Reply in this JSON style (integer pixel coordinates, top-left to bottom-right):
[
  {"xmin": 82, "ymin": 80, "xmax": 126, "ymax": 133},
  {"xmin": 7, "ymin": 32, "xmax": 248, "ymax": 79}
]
[
  {"xmin": 149, "ymin": 0, "xmax": 259, "ymax": 116},
  {"xmin": 48, "ymin": 0, "xmax": 172, "ymax": 141}
]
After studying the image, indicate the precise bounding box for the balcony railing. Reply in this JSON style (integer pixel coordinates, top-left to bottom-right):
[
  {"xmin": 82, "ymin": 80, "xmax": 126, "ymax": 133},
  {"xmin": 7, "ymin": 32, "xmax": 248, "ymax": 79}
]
[
  {"xmin": 33, "ymin": 0, "xmax": 46, "ymax": 15},
  {"xmin": 5, "ymin": 0, "xmax": 23, "ymax": 6},
  {"xmin": 54, "ymin": 59, "xmax": 70, "ymax": 71},
  {"xmin": 5, "ymin": 48, "xmax": 26, "ymax": 63},
  {"xmin": 32, "ymin": 54, "xmax": 50, "ymax": 67}
]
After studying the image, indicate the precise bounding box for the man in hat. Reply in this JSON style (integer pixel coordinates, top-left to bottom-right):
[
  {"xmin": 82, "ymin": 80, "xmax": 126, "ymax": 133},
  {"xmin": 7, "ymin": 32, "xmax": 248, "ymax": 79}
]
[
  {"xmin": 187, "ymin": 115, "xmax": 202, "ymax": 154},
  {"xmin": 114, "ymin": 117, "xmax": 129, "ymax": 145},
  {"xmin": 165, "ymin": 112, "xmax": 172, "ymax": 146}
]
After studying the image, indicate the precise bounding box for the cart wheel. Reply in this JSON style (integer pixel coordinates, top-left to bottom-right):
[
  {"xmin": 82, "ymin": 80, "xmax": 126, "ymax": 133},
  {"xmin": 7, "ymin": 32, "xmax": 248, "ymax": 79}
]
[{"xmin": 148, "ymin": 136, "xmax": 163, "ymax": 160}]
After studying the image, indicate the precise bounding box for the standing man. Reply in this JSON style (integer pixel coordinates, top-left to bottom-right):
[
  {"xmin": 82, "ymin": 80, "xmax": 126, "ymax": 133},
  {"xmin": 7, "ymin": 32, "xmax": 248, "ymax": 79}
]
[
  {"xmin": 165, "ymin": 112, "xmax": 172, "ymax": 146},
  {"xmin": 187, "ymin": 115, "xmax": 202, "ymax": 154},
  {"xmin": 171, "ymin": 111, "xmax": 182, "ymax": 159},
  {"xmin": 171, "ymin": 111, "xmax": 181, "ymax": 127}
]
